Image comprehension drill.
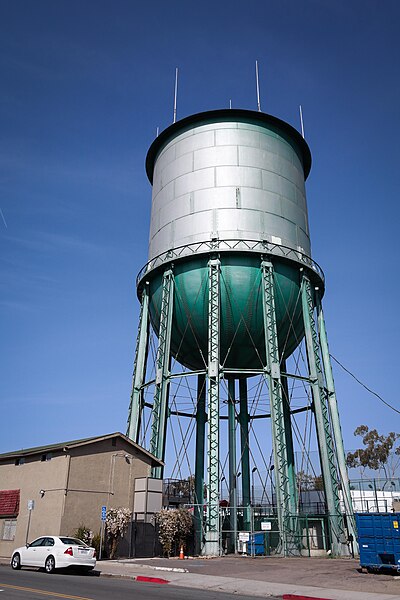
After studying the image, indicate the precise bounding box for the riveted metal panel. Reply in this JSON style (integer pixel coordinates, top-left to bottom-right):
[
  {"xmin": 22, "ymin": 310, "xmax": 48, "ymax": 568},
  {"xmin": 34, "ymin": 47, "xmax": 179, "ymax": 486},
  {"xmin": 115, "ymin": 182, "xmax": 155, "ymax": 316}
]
[
  {"xmin": 159, "ymin": 152, "xmax": 193, "ymax": 188},
  {"xmin": 175, "ymin": 130, "xmax": 215, "ymax": 158},
  {"xmin": 263, "ymin": 213, "xmax": 297, "ymax": 245},
  {"xmin": 153, "ymin": 179, "xmax": 175, "ymax": 208},
  {"xmin": 194, "ymin": 145, "xmax": 238, "ymax": 170},
  {"xmin": 174, "ymin": 167, "xmax": 215, "ymax": 198},
  {"xmin": 216, "ymin": 128, "xmax": 259, "ymax": 148},
  {"xmin": 240, "ymin": 187, "xmax": 282, "ymax": 215},
  {"xmin": 216, "ymin": 165, "xmax": 263, "ymax": 189},
  {"xmin": 259, "ymin": 133, "xmax": 282, "ymax": 153},
  {"xmin": 156, "ymin": 142, "xmax": 176, "ymax": 170},
  {"xmin": 260, "ymin": 170, "xmax": 284, "ymax": 195},
  {"xmin": 172, "ymin": 211, "xmax": 215, "ymax": 242},
  {"xmin": 296, "ymin": 187, "xmax": 307, "ymax": 211},
  {"xmin": 239, "ymin": 146, "xmax": 282, "ymax": 172},
  {"xmin": 281, "ymin": 199, "xmax": 308, "ymax": 233},
  {"xmin": 159, "ymin": 194, "xmax": 192, "ymax": 225},
  {"xmin": 194, "ymin": 187, "xmax": 237, "ymax": 212},
  {"xmin": 297, "ymin": 226, "xmax": 310, "ymax": 252}
]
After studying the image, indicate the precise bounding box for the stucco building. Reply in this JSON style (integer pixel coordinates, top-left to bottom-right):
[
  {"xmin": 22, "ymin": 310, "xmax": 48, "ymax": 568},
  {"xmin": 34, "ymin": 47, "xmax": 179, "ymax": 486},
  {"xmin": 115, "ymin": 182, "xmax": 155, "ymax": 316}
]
[{"xmin": 0, "ymin": 432, "xmax": 162, "ymax": 558}]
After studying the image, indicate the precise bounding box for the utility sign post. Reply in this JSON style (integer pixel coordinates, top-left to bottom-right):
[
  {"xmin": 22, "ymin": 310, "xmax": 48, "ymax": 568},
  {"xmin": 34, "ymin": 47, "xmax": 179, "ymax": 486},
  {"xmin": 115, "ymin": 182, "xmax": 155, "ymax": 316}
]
[
  {"xmin": 25, "ymin": 500, "xmax": 35, "ymax": 544},
  {"xmin": 99, "ymin": 506, "xmax": 107, "ymax": 560}
]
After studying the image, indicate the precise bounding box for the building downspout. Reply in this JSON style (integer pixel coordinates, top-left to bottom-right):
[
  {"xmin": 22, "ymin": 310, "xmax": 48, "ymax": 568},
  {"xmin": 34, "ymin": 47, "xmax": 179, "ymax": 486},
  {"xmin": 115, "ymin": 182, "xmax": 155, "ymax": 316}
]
[{"xmin": 61, "ymin": 450, "xmax": 72, "ymax": 519}]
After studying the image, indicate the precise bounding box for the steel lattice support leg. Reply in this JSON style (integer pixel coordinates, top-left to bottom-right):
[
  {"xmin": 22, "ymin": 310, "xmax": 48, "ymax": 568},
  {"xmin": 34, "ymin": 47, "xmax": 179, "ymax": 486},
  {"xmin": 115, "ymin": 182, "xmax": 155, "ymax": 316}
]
[
  {"xmin": 239, "ymin": 378, "xmax": 251, "ymax": 531},
  {"xmin": 315, "ymin": 289, "xmax": 357, "ymax": 548},
  {"xmin": 150, "ymin": 268, "xmax": 174, "ymax": 479},
  {"xmin": 261, "ymin": 260, "xmax": 299, "ymax": 556},
  {"xmin": 301, "ymin": 273, "xmax": 345, "ymax": 556},
  {"xmin": 127, "ymin": 286, "xmax": 150, "ymax": 443},
  {"xmin": 228, "ymin": 378, "xmax": 238, "ymax": 553},
  {"xmin": 195, "ymin": 374, "xmax": 206, "ymax": 555},
  {"xmin": 281, "ymin": 361, "xmax": 298, "ymax": 508},
  {"xmin": 203, "ymin": 258, "xmax": 221, "ymax": 556}
]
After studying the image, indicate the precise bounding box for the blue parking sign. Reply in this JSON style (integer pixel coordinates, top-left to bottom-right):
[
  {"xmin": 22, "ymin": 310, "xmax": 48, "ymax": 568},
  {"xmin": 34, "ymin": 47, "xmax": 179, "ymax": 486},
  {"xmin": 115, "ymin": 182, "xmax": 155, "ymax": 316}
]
[{"xmin": 101, "ymin": 506, "xmax": 107, "ymax": 521}]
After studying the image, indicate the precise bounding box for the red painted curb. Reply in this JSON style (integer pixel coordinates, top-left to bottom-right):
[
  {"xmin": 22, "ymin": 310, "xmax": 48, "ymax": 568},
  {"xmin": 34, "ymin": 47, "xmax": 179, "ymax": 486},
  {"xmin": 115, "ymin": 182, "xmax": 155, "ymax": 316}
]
[
  {"xmin": 282, "ymin": 595, "xmax": 332, "ymax": 600},
  {"xmin": 135, "ymin": 575, "xmax": 170, "ymax": 584}
]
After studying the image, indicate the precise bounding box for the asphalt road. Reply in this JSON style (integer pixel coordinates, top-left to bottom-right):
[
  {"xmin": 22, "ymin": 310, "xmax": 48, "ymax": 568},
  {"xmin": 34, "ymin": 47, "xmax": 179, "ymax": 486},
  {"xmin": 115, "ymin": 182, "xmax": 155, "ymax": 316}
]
[{"xmin": 0, "ymin": 565, "xmax": 280, "ymax": 600}]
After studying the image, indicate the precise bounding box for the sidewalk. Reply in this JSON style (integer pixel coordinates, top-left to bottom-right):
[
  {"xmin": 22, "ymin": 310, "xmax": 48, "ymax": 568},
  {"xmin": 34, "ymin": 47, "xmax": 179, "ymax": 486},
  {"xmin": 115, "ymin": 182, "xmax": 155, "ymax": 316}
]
[
  {"xmin": 2, "ymin": 554, "xmax": 400, "ymax": 599},
  {"xmin": 95, "ymin": 556, "xmax": 400, "ymax": 600}
]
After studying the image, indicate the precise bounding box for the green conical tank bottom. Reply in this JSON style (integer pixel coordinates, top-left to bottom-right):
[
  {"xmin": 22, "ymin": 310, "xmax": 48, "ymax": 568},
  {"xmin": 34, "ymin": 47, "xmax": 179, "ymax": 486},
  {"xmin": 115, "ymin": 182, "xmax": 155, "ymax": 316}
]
[{"xmin": 148, "ymin": 254, "xmax": 304, "ymax": 371}]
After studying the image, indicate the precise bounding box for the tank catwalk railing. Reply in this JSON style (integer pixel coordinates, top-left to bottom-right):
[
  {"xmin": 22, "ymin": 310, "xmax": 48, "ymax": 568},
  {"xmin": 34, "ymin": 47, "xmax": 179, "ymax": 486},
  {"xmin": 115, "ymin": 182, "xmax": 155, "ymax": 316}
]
[{"xmin": 136, "ymin": 239, "xmax": 324, "ymax": 288}]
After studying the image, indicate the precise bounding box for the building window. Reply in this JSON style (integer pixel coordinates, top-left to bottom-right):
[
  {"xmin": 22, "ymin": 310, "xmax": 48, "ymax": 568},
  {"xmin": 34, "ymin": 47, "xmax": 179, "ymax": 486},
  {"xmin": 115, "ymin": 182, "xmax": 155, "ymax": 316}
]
[
  {"xmin": 15, "ymin": 457, "xmax": 25, "ymax": 466},
  {"xmin": 1, "ymin": 519, "xmax": 17, "ymax": 541},
  {"xmin": 41, "ymin": 453, "xmax": 52, "ymax": 462}
]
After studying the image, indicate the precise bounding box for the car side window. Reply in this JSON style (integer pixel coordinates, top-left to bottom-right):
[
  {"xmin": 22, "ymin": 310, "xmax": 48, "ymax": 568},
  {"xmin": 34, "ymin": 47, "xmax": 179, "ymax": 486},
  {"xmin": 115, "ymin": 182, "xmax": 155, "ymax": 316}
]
[
  {"xmin": 30, "ymin": 537, "xmax": 46, "ymax": 547},
  {"xmin": 44, "ymin": 537, "xmax": 55, "ymax": 546}
]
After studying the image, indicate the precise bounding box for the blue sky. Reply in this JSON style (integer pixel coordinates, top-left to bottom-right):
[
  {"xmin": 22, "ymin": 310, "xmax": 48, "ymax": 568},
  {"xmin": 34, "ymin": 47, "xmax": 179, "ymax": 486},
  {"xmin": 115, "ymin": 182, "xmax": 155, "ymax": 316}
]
[{"xmin": 1, "ymin": 0, "xmax": 399, "ymax": 465}]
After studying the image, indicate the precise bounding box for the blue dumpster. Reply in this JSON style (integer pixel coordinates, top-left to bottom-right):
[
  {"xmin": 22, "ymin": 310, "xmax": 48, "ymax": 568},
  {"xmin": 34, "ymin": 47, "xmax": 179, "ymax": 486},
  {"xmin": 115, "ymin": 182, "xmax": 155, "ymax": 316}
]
[
  {"xmin": 248, "ymin": 532, "xmax": 267, "ymax": 556},
  {"xmin": 356, "ymin": 512, "xmax": 400, "ymax": 571}
]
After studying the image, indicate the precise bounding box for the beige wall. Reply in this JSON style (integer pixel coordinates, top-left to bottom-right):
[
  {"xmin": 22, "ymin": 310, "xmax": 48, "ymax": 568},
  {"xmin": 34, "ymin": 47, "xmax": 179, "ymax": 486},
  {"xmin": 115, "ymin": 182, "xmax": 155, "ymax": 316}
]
[
  {"xmin": 60, "ymin": 438, "xmax": 152, "ymax": 536},
  {"xmin": 0, "ymin": 453, "xmax": 68, "ymax": 556},
  {"xmin": 0, "ymin": 437, "xmax": 155, "ymax": 558}
]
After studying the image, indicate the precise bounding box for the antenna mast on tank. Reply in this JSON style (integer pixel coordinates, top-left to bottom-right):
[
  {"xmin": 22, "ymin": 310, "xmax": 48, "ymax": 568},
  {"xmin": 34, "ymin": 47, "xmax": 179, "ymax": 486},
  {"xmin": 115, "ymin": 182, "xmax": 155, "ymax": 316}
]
[
  {"xmin": 173, "ymin": 67, "xmax": 179, "ymax": 123},
  {"xmin": 255, "ymin": 60, "xmax": 261, "ymax": 112},
  {"xmin": 299, "ymin": 105, "xmax": 305, "ymax": 138}
]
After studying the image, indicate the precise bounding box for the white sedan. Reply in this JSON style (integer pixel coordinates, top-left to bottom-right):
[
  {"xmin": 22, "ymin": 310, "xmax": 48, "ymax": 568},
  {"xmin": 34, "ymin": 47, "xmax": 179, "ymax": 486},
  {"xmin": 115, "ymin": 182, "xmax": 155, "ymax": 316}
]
[{"xmin": 11, "ymin": 536, "xmax": 96, "ymax": 573}]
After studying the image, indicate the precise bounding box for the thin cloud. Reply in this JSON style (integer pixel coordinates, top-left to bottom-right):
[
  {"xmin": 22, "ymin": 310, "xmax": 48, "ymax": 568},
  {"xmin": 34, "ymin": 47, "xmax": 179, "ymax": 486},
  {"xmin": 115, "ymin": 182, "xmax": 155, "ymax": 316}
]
[
  {"xmin": 2, "ymin": 231, "xmax": 132, "ymax": 264},
  {"xmin": 0, "ymin": 208, "xmax": 7, "ymax": 228},
  {"xmin": 0, "ymin": 300, "xmax": 36, "ymax": 312},
  {"xmin": 0, "ymin": 146, "xmax": 142, "ymax": 196}
]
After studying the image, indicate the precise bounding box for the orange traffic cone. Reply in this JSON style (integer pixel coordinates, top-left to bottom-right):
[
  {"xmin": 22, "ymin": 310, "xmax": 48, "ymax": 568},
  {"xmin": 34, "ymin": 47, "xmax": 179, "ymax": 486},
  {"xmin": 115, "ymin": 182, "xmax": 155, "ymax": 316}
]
[{"xmin": 179, "ymin": 546, "xmax": 184, "ymax": 560}]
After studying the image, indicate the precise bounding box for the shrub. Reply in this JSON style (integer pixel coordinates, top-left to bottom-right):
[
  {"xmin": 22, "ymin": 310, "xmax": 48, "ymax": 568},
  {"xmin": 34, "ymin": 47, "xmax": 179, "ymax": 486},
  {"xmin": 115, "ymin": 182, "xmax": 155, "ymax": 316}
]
[
  {"xmin": 91, "ymin": 532, "xmax": 102, "ymax": 556},
  {"xmin": 105, "ymin": 507, "xmax": 132, "ymax": 559},
  {"xmin": 73, "ymin": 525, "xmax": 93, "ymax": 546},
  {"xmin": 155, "ymin": 507, "xmax": 193, "ymax": 557}
]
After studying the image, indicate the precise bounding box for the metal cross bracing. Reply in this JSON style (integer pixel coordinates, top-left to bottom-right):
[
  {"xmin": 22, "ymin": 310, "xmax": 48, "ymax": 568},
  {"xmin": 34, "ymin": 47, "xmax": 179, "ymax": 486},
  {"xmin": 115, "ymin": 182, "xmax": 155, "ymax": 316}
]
[
  {"xmin": 261, "ymin": 259, "xmax": 299, "ymax": 555},
  {"xmin": 150, "ymin": 267, "xmax": 174, "ymax": 479},
  {"xmin": 204, "ymin": 257, "xmax": 221, "ymax": 555},
  {"xmin": 301, "ymin": 272, "xmax": 346, "ymax": 555},
  {"xmin": 126, "ymin": 251, "xmax": 354, "ymax": 558},
  {"xmin": 127, "ymin": 285, "xmax": 150, "ymax": 443}
]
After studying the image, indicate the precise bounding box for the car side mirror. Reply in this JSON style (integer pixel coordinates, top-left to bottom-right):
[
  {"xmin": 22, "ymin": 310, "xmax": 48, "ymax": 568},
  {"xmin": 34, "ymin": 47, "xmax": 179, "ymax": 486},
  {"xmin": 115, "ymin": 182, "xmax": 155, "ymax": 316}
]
[{"xmin": 26, "ymin": 543, "xmax": 30, "ymax": 548}]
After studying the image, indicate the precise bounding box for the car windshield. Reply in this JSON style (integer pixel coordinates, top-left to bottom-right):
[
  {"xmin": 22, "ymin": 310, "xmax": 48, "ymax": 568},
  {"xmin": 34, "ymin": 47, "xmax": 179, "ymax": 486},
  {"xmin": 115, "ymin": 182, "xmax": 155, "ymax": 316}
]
[{"xmin": 59, "ymin": 537, "xmax": 88, "ymax": 546}]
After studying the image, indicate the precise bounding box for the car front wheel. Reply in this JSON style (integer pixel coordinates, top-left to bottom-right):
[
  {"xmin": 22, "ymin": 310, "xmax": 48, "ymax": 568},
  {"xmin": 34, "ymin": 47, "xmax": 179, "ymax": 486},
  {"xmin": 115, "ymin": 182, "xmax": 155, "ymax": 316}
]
[
  {"xmin": 11, "ymin": 553, "xmax": 21, "ymax": 570},
  {"xmin": 45, "ymin": 556, "xmax": 55, "ymax": 573}
]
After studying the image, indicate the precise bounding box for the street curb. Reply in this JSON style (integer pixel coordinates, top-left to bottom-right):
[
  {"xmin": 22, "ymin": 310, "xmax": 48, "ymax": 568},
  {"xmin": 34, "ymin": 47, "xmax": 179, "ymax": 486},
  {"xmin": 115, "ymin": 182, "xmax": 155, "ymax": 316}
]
[
  {"xmin": 104, "ymin": 561, "xmax": 188, "ymax": 573},
  {"xmin": 152, "ymin": 565, "xmax": 188, "ymax": 573},
  {"xmin": 283, "ymin": 595, "xmax": 331, "ymax": 600},
  {"xmin": 136, "ymin": 575, "xmax": 170, "ymax": 584}
]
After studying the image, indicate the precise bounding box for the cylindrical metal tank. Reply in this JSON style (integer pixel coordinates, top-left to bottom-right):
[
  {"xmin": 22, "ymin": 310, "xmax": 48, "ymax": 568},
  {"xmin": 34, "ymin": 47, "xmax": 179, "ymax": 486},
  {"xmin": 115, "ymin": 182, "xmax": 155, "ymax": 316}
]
[{"xmin": 139, "ymin": 109, "xmax": 323, "ymax": 370}]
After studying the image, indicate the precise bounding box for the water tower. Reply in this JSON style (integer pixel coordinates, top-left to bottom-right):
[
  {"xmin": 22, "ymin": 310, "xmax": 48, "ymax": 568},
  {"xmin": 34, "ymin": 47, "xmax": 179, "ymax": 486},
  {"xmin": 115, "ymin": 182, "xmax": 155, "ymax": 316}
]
[{"xmin": 127, "ymin": 108, "xmax": 356, "ymax": 556}]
